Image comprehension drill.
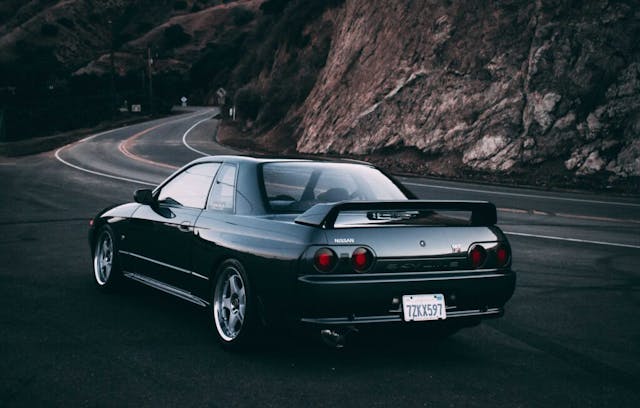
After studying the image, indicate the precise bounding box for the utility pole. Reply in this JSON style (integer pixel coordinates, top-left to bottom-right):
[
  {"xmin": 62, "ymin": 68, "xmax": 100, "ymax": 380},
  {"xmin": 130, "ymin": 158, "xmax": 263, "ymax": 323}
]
[
  {"xmin": 0, "ymin": 108, "xmax": 5, "ymax": 142},
  {"xmin": 108, "ymin": 18, "xmax": 116, "ymax": 116},
  {"xmin": 147, "ymin": 46, "xmax": 153, "ymax": 114}
]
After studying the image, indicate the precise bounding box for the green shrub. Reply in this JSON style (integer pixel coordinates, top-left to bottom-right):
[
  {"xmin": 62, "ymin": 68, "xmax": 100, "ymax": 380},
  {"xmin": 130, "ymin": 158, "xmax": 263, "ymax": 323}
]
[
  {"xmin": 235, "ymin": 85, "xmax": 262, "ymax": 120},
  {"xmin": 260, "ymin": 0, "xmax": 290, "ymax": 15},
  {"xmin": 231, "ymin": 7, "xmax": 255, "ymax": 26},
  {"xmin": 57, "ymin": 17, "xmax": 74, "ymax": 29},
  {"xmin": 163, "ymin": 24, "xmax": 191, "ymax": 48},
  {"xmin": 257, "ymin": 79, "xmax": 298, "ymax": 126},
  {"xmin": 189, "ymin": 33, "xmax": 246, "ymax": 88},
  {"xmin": 40, "ymin": 23, "xmax": 59, "ymax": 37},
  {"xmin": 173, "ymin": 1, "xmax": 188, "ymax": 11}
]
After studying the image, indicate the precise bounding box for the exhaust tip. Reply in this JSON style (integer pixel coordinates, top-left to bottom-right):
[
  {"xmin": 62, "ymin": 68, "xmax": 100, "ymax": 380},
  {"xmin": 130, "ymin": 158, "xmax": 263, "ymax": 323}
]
[
  {"xmin": 320, "ymin": 329, "xmax": 347, "ymax": 348},
  {"xmin": 320, "ymin": 327, "xmax": 359, "ymax": 348}
]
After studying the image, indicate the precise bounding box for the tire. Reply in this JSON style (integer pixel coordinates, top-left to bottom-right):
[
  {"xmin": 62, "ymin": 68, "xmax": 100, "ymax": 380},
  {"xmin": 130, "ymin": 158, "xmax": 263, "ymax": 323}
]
[
  {"xmin": 92, "ymin": 225, "xmax": 122, "ymax": 290},
  {"xmin": 211, "ymin": 259, "xmax": 258, "ymax": 349}
]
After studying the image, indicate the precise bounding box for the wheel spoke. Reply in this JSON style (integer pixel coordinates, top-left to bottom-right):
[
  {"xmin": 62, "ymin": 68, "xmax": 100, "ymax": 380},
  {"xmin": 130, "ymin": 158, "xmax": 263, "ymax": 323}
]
[
  {"xmin": 222, "ymin": 296, "xmax": 232, "ymax": 311},
  {"xmin": 223, "ymin": 279, "xmax": 231, "ymax": 298},
  {"xmin": 230, "ymin": 275, "xmax": 243, "ymax": 295},
  {"xmin": 228, "ymin": 312, "xmax": 239, "ymax": 332}
]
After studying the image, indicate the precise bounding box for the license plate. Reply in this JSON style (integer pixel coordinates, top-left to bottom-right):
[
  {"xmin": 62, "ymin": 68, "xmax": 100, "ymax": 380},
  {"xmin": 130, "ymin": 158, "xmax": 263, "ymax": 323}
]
[{"xmin": 402, "ymin": 294, "xmax": 446, "ymax": 322}]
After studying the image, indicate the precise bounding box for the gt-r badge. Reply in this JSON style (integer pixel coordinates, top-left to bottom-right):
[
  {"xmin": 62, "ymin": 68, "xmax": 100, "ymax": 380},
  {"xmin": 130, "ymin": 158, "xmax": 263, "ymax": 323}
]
[
  {"xmin": 334, "ymin": 238, "xmax": 355, "ymax": 244},
  {"xmin": 451, "ymin": 244, "xmax": 462, "ymax": 253}
]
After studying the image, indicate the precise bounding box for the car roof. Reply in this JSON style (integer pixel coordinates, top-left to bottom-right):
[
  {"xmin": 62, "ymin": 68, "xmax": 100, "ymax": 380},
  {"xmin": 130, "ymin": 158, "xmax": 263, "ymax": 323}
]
[{"xmin": 189, "ymin": 154, "xmax": 374, "ymax": 167}]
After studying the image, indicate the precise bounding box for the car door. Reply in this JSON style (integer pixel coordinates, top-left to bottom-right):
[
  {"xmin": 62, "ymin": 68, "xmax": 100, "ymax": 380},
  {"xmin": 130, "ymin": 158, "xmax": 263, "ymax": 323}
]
[
  {"xmin": 127, "ymin": 162, "xmax": 220, "ymax": 290},
  {"xmin": 187, "ymin": 163, "xmax": 238, "ymax": 297}
]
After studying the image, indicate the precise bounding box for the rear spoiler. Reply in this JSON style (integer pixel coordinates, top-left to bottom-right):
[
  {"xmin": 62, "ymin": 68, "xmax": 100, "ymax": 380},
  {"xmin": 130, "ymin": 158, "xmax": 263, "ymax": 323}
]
[{"xmin": 294, "ymin": 200, "xmax": 497, "ymax": 228}]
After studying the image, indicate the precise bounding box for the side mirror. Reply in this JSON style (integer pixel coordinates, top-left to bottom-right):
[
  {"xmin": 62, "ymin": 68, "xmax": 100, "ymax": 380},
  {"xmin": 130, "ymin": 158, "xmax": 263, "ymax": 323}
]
[{"xmin": 134, "ymin": 189, "xmax": 155, "ymax": 206}]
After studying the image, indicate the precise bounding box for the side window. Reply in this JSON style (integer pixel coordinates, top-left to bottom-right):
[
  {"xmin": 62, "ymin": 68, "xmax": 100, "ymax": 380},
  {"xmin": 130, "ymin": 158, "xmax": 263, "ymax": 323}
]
[
  {"xmin": 208, "ymin": 163, "xmax": 237, "ymax": 212},
  {"xmin": 157, "ymin": 163, "xmax": 220, "ymax": 208}
]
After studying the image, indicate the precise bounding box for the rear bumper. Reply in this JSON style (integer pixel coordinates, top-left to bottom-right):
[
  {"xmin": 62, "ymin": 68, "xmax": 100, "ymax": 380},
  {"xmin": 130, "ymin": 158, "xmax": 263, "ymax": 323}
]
[
  {"xmin": 301, "ymin": 307, "xmax": 503, "ymax": 325},
  {"xmin": 296, "ymin": 269, "xmax": 515, "ymax": 326}
]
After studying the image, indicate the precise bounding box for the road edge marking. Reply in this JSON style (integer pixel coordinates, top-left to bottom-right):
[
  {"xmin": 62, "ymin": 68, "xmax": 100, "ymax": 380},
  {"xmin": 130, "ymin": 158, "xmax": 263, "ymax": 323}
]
[
  {"xmin": 55, "ymin": 109, "xmax": 216, "ymax": 184},
  {"xmin": 504, "ymin": 231, "xmax": 640, "ymax": 249},
  {"xmin": 182, "ymin": 118, "xmax": 213, "ymax": 156},
  {"xmin": 54, "ymin": 147, "xmax": 156, "ymax": 186},
  {"xmin": 55, "ymin": 110, "xmax": 211, "ymax": 185},
  {"xmin": 497, "ymin": 207, "xmax": 640, "ymax": 225},
  {"xmin": 403, "ymin": 181, "xmax": 640, "ymax": 208}
]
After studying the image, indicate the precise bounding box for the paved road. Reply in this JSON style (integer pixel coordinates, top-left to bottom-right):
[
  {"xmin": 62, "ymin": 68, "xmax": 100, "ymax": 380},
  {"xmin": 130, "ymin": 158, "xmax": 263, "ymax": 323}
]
[{"xmin": 1, "ymin": 108, "xmax": 638, "ymax": 407}]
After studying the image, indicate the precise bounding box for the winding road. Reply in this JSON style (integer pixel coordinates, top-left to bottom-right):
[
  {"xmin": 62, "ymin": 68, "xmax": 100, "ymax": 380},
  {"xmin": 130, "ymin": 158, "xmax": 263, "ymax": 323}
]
[{"xmin": 1, "ymin": 107, "xmax": 638, "ymax": 407}]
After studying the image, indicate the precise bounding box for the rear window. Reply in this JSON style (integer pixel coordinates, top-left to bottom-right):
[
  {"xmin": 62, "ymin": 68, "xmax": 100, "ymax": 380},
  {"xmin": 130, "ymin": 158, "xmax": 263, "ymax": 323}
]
[{"xmin": 261, "ymin": 162, "xmax": 407, "ymax": 213}]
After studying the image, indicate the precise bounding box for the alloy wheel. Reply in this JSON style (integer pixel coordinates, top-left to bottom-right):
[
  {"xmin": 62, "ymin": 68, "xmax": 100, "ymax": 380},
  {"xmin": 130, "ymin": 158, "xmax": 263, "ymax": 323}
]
[
  {"xmin": 93, "ymin": 230, "xmax": 113, "ymax": 285},
  {"xmin": 213, "ymin": 266, "xmax": 247, "ymax": 342}
]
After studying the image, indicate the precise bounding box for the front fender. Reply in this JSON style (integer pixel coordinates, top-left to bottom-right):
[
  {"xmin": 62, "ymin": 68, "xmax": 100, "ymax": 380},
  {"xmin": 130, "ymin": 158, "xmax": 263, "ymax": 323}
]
[{"xmin": 88, "ymin": 203, "xmax": 141, "ymax": 249}]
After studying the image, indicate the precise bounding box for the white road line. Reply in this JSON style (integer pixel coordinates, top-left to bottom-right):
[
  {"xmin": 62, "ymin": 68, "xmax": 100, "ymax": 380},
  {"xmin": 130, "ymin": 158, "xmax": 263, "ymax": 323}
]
[
  {"xmin": 55, "ymin": 109, "xmax": 215, "ymax": 186},
  {"xmin": 403, "ymin": 181, "xmax": 640, "ymax": 208},
  {"xmin": 54, "ymin": 148, "xmax": 157, "ymax": 186},
  {"xmin": 182, "ymin": 118, "xmax": 212, "ymax": 156},
  {"xmin": 504, "ymin": 231, "xmax": 640, "ymax": 249},
  {"xmin": 54, "ymin": 126, "xmax": 157, "ymax": 185}
]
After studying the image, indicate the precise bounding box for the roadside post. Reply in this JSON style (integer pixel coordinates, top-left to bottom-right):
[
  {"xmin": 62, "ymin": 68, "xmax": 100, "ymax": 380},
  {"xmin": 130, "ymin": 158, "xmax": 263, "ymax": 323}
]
[{"xmin": 0, "ymin": 109, "xmax": 5, "ymax": 142}]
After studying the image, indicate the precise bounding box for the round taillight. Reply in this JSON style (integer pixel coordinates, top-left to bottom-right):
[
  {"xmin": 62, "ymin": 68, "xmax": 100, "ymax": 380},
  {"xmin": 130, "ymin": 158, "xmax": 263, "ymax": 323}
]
[
  {"xmin": 351, "ymin": 247, "xmax": 373, "ymax": 272},
  {"xmin": 314, "ymin": 248, "xmax": 337, "ymax": 272},
  {"xmin": 496, "ymin": 245, "xmax": 510, "ymax": 267},
  {"xmin": 469, "ymin": 245, "xmax": 487, "ymax": 268}
]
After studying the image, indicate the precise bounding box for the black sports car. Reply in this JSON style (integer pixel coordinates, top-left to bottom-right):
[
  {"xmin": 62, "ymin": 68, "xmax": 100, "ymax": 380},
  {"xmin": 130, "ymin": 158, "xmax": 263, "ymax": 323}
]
[{"xmin": 89, "ymin": 155, "xmax": 515, "ymax": 348}]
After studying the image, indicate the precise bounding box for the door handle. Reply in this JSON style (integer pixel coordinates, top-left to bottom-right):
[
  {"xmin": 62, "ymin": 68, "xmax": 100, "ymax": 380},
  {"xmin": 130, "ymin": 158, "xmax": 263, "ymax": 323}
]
[{"xmin": 178, "ymin": 221, "xmax": 192, "ymax": 232}]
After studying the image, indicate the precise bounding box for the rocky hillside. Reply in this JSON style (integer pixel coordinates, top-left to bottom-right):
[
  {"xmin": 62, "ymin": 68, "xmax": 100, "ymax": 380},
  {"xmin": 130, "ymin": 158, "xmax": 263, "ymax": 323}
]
[
  {"xmin": 291, "ymin": 0, "xmax": 640, "ymax": 188},
  {"xmin": 1, "ymin": 0, "xmax": 638, "ymax": 190},
  {"xmin": 0, "ymin": 0, "xmax": 262, "ymax": 139},
  {"xmin": 0, "ymin": 0, "xmax": 248, "ymax": 74}
]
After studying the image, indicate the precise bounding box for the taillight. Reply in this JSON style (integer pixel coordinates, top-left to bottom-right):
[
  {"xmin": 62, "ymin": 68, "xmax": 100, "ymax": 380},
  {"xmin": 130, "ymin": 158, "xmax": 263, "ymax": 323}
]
[
  {"xmin": 496, "ymin": 244, "xmax": 510, "ymax": 267},
  {"xmin": 314, "ymin": 248, "xmax": 337, "ymax": 272},
  {"xmin": 468, "ymin": 245, "xmax": 487, "ymax": 268},
  {"xmin": 351, "ymin": 247, "xmax": 373, "ymax": 272}
]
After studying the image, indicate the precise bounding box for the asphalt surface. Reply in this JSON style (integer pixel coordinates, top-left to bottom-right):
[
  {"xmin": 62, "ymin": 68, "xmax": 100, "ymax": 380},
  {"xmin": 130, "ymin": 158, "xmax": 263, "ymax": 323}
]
[{"xmin": 1, "ymin": 107, "xmax": 639, "ymax": 407}]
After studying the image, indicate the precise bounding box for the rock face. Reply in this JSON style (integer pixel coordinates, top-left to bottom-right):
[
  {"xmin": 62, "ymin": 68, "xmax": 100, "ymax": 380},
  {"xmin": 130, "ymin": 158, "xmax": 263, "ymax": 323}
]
[{"xmin": 296, "ymin": 0, "xmax": 640, "ymax": 181}]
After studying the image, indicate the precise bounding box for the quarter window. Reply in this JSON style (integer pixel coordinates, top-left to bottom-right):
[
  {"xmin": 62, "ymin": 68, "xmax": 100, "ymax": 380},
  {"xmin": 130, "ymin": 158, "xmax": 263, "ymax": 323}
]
[
  {"xmin": 157, "ymin": 163, "xmax": 220, "ymax": 208},
  {"xmin": 208, "ymin": 163, "xmax": 237, "ymax": 212}
]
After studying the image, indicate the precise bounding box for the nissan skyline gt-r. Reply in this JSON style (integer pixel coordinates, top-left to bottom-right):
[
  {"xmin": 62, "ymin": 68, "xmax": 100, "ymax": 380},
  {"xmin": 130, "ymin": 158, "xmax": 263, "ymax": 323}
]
[{"xmin": 89, "ymin": 155, "xmax": 515, "ymax": 348}]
